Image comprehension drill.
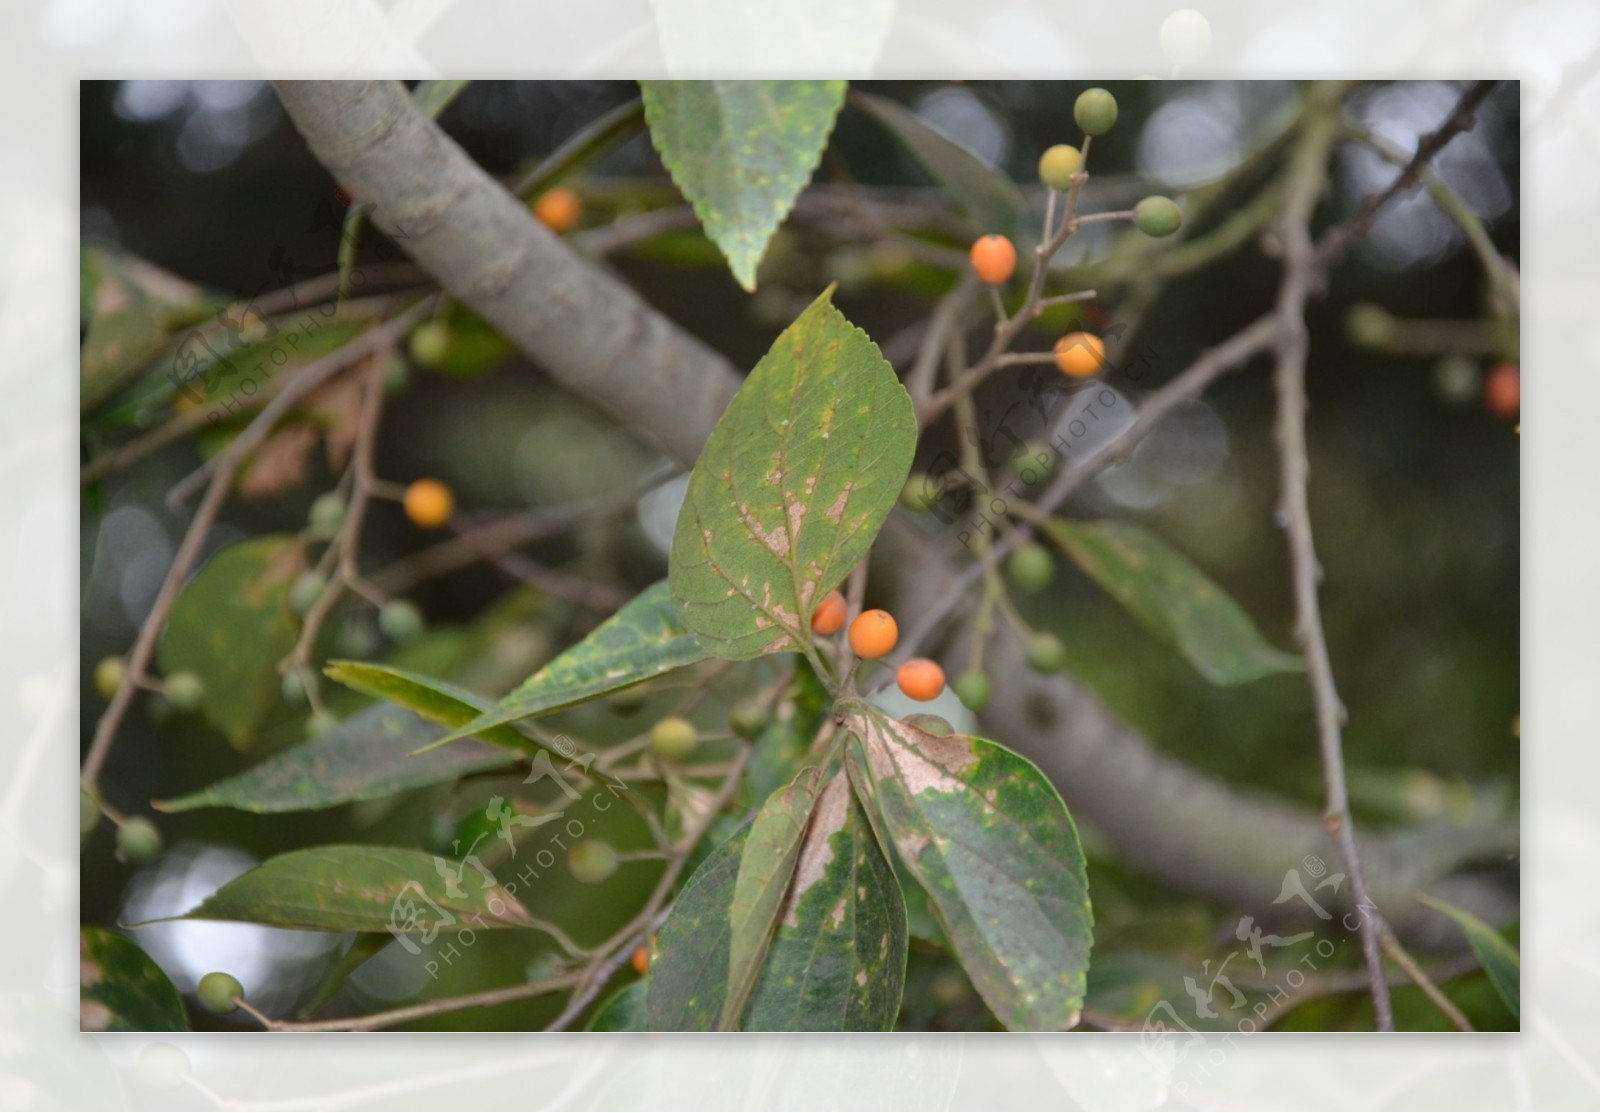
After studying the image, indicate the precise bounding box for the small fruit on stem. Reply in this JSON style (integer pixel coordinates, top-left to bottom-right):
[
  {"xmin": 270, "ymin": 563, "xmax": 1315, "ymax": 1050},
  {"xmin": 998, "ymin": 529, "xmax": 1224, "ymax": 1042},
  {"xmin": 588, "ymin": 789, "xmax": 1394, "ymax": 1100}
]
[
  {"xmin": 953, "ymin": 670, "xmax": 992, "ymax": 712},
  {"xmin": 165, "ymin": 671, "xmax": 206, "ymax": 712},
  {"xmin": 408, "ymin": 319, "xmax": 451, "ymax": 367},
  {"xmin": 1038, "ymin": 144, "xmax": 1082, "ymax": 191},
  {"xmin": 1025, "ymin": 631, "xmax": 1068, "ymax": 673},
  {"xmin": 569, "ymin": 839, "xmax": 619, "ymax": 884},
  {"xmin": 533, "ymin": 187, "xmax": 583, "ymax": 233},
  {"xmin": 1008, "ymin": 542, "xmax": 1056, "ymax": 592},
  {"xmin": 308, "ymin": 491, "xmax": 346, "ymax": 533},
  {"xmin": 94, "ymin": 656, "xmax": 127, "ymax": 699},
  {"xmin": 1074, "ymin": 88, "xmax": 1118, "ymax": 136},
  {"xmin": 848, "ymin": 610, "xmax": 899, "ymax": 660},
  {"xmin": 896, "ymin": 658, "xmax": 947, "ymax": 701},
  {"xmin": 1054, "ymin": 332, "xmax": 1106, "ymax": 377},
  {"xmin": 1135, "ymin": 196, "xmax": 1182, "ymax": 237},
  {"xmin": 404, "ymin": 479, "xmax": 455, "ymax": 529},
  {"xmin": 379, "ymin": 599, "xmax": 425, "ymax": 644},
  {"xmin": 728, "ymin": 699, "xmax": 771, "ymax": 741},
  {"xmin": 900, "ymin": 472, "xmax": 939, "ymax": 512},
  {"xmin": 288, "ymin": 571, "xmax": 327, "ymax": 616},
  {"xmin": 969, "ymin": 234, "xmax": 1018, "ymax": 286},
  {"xmin": 631, "ymin": 944, "xmax": 651, "ymax": 977},
  {"xmin": 197, "ymin": 972, "xmax": 244, "ymax": 1014},
  {"xmin": 811, "ymin": 590, "xmax": 848, "ymax": 635},
  {"xmin": 117, "ymin": 817, "xmax": 162, "ymax": 864},
  {"xmin": 649, "ymin": 715, "xmax": 698, "ymax": 761},
  {"xmin": 1484, "ymin": 363, "xmax": 1520, "ymax": 418}
]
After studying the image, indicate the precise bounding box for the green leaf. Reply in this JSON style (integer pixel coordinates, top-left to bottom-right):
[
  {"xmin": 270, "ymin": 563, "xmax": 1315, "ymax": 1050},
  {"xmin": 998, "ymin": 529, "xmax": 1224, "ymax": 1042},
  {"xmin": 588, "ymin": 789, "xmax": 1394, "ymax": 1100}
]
[
  {"xmin": 424, "ymin": 580, "xmax": 710, "ymax": 750},
  {"xmin": 1418, "ymin": 894, "xmax": 1519, "ymax": 1019},
  {"xmin": 515, "ymin": 98, "xmax": 646, "ymax": 201},
  {"xmin": 79, "ymin": 928, "xmax": 188, "ymax": 1032},
  {"xmin": 588, "ymin": 980, "xmax": 650, "ymax": 1031},
  {"xmin": 723, "ymin": 767, "xmax": 827, "ymax": 1029},
  {"xmin": 641, "ymin": 80, "xmax": 845, "ymax": 290},
  {"xmin": 157, "ymin": 845, "xmax": 536, "ymax": 934},
  {"xmin": 324, "ymin": 661, "xmax": 544, "ymax": 756},
  {"xmin": 412, "ymin": 79, "xmax": 470, "ymax": 118},
  {"xmin": 157, "ymin": 535, "xmax": 306, "ymax": 750},
  {"xmin": 80, "ymin": 246, "xmax": 220, "ymax": 412},
  {"xmin": 843, "ymin": 702, "xmax": 1092, "ymax": 1030},
  {"xmin": 744, "ymin": 661, "xmax": 831, "ymax": 804},
  {"xmin": 154, "ymin": 703, "xmax": 517, "ymax": 814},
  {"xmin": 851, "ymin": 92, "xmax": 1026, "ymax": 239},
  {"xmin": 1040, "ymin": 518, "xmax": 1303, "ymax": 685},
  {"xmin": 648, "ymin": 772, "xmax": 907, "ymax": 1031},
  {"xmin": 669, "ymin": 287, "xmax": 916, "ymax": 658}
]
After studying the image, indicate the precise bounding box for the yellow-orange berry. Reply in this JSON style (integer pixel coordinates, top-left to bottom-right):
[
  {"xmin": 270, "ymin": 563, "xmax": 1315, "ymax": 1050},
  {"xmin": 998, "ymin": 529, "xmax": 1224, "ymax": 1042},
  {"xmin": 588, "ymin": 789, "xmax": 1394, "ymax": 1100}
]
[
  {"xmin": 631, "ymin": 944, "xmax": 650, "ymax": 977},
  {"xmin": 1484, "ymin": 362, "xmax": 1519, "ymax": 419},
  {"xmin": 896, "ymin": 658, "xmax": 946, "ymax": 701},
  {"xmin": 811, "ymin": 590, "xmax": 847, "ymax": 636},
  {"xmin": 1054, "ymin": 332, "xmax": 1106, "ymax": 378},
  {"xmin": 533, "ymin": 187, "xmax": 582, "ymax": 234},
  {"xmin": 403, "ymin": 479, "xmax": 455, "ymax": 529},
  {"xmin": 848, "ymin": 609, "xmax": 898, "ymax": 660},
  {"xmin": 969, "ymin": 234, "xmax": 1017, "ymax": 286}
]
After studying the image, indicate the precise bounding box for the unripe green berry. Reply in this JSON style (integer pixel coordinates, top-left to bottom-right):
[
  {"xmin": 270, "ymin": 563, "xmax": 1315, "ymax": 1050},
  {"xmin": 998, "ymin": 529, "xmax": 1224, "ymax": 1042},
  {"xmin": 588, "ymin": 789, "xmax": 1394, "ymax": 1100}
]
[
  {"xmin": 899, "ymin": 472, "xmax": 940, "ymax": 513},
  {"xmin": 904, "ymin": 713, "xmax": 954, "ymax": 737},
  {"xmin": 1007, "ymin": 542, "xmax": 1056, "ymax": 593},
  {"xmin": 378, "ymin": 599, "xmax": 425, "ymax": 644},
  {"xmin": 1025, "ymin": 631, "xmax": 1068, "ymax": 673},
  {"xmin": 1345, "ymin": 303, "xmax": 1396, "ymax": 348},
  {"xmin": 308, "ymin": 491, "xmax": 346, "ymax": 534},
  {"xmin": 288, "ymin": 571, "xmax": 327, "ymax": 616},
  {"xmin": 953, "ymin": 671, "xmax": 992, "ymax": 712},
  {"xmin": 568, "ymin": 839, "xmax": 619, "ymax": 884},
  {"xmin": 1013, "ymin": 442, "xmax": 1056, "ymax": 484},
  {"xmin": 408, "ymin": 319, "xmax": 452, "ymax": 367},
  {"xmin": 93, "ymin": 656, "xmax": 128, "ymax": 700},
  {"xmin": 1038, "ymin": 144, "xmax": 1083, "ymax": 191},
  {"xmin": 1074, "ymin": 88, "xmax": 1119, "ymax": 136},
  {"xmin": 728, "ymin": 699, "xmax": 771, "ymax": 741},
  {"xmin": 306, "ymin": 710, "xmax": 340, "ymax": 738},
  {"xmin": 649, "ymin": 716, "xmax": 698, "ymax": 761},
  {"xmin": 1135, "ymin": 196, "xmax": 1183, "ymax": 237},
  {"xmin": 164, "ymin": 671, "xmax": 205, "ymax": 712},
  {"xmin": 1433, "ymin": 355, "xmax": 1479, "ymax": 405},
  {"xmin": 196, "ymin": 971, "xmax": 243, "ymax": 1014},
  {"xmin": 117, "ymin": 817, "xmax": 162, "ymax": 864},
  {"xmin": 280, "ymin": 671, "xmax": 308, "ymax": 707},
  {"xmin": 80, "ymin": 786, "xmax": 101, "ymax": 835}
]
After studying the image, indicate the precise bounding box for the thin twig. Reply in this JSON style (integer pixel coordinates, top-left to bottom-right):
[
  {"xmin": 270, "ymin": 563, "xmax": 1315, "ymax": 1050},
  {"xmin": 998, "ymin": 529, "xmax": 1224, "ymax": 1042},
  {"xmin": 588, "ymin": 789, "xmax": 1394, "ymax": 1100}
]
[
  {"xmin": 1381, "ymin": 927, "xmax": 1474, "ymax": 1031},
  {"xmin": 251, "ymin": 973, "xmax": 583, "ymax": 1033}
]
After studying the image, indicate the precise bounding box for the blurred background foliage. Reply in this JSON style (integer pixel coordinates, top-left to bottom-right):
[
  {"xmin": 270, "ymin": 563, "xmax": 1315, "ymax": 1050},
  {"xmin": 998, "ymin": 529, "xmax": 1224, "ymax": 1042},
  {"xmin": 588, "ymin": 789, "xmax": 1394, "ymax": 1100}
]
[{"xmin": 79, "ymin": 80, "xmax": 1518, "ymax": 1030}]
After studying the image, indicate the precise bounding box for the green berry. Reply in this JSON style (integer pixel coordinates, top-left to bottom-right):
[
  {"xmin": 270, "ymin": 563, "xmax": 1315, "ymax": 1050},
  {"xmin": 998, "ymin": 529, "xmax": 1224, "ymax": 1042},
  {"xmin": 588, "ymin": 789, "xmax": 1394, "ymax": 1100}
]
[
  {"xmin": 1433, "ymin": 356, "xmax": 1480, "ymax": 405},
  {"xmin": 164, "ymin": 671, "xmax": 205, "ymax": 712},
  {"xmin": 1134, "ymin": 196, "xmax": 1182, "ymax": 237},
  {"xmin": 1013, "ymin": 442, "xmax": 1055, "ymax": 484},
  {"xmin": 93, "ymin": 656, "xmax": 128, "ymax": 700},
  {"xmin": 306, "ymin": 710, "xmax": 340, "ymax": 738},
  {"xmin": 953, "ymin": 671, "xmax": 992, "ymax": 712},
  {"xmin": 1025, "ymin": 631, "xmax": 1068, "ymax": 673},
  {"xmin": 568, "ymin": 839, "xmax": 619, "ymax": 884},
  {"xmin": 117, "ymin": 817, "xmax": 162, "ymax": 864},
  {"xmin": 308, "ymin": 492, "xmax": 346, "ymax": 534},
  {"xmin": 608, "ymin": 688, "xmax": 647, "ymax": 716},
  {"xmin": 1007, "ymin": 543, "xmax": 1056, "ymax": 593},
  {"xmin": 288, "ymin": 571, "xmax": 327, "ymax": 616},
  {"xmin": 408, "ymin": 319, "xmax": 452, "ymax": 367},
  {"xmin": 1074, "ymin": 88, "xmax": 1118, "ymax": 136},
  {"xmin": 649, "ymin": 716, "xmax": 698, "ymax": 761},
  {"xmin": 196, "ymin": 971, "xmax": 244, "ymax": 1014},
  {"xmin": 280, "ymin": 671, "xmax": 308, "ymax": 707},
  {"xmin": 900, "ymin": 472, "xmax": 939, "ymax": 513},
  {"xmin": 1345, "ymin": 303, "xmax": 1395, "ymax": 348},
  {"xmin": 1038, "ymin": 144, "xmax": 1083, "ymax": 191},
  {"xmin": 80, "ymin": 786, "xmax": 101, "ymax": 835},
  {"xmin": 378, "ymin": 599, "xmax": 425, "ymax": 644},
  {"xmin": 728, "ymin": 699, "xmax": 771, "ymax": 741},
  {"xmin": 904, "ymin": 713, "xmax": 954, "ymax": 737}
]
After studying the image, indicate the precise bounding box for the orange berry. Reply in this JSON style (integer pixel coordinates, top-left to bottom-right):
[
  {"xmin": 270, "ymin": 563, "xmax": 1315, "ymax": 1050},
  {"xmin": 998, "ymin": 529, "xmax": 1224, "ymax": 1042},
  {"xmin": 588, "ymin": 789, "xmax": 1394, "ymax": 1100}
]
[
  {"xmin": 631, "ymin": 944, "xmax": 650, "ymax": 977},
  {"xmin": 896, "ymin": 658, "xmax": 946, "ymax": 701},
  {"xmin": 1054, "ymin": 332, "xmax": 1106, "ymax": 378},
  {"xmin": 811, "ymin": 590, "xmax": 847, "ymax": 635},
  {"xmin": 533, "ymin": 187, "xmax": 582, "ymax": 234},
  {"xmin": 848, "ymin": 609, "xmax": 898, "ymax": 660},
  {"xmin": 403, "ymin": 479, "xmax": 455, "ymax": 530},
  {"xmin": 1484, "ymin": 362, "xmax": 1519, "ymax": 419},
  {"xmin": 969, "ymin": 234, "xmax": 1017, "ymax": 286}
]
